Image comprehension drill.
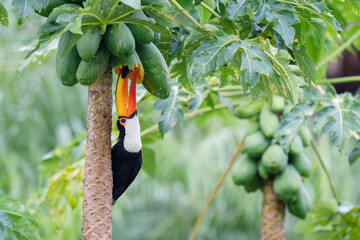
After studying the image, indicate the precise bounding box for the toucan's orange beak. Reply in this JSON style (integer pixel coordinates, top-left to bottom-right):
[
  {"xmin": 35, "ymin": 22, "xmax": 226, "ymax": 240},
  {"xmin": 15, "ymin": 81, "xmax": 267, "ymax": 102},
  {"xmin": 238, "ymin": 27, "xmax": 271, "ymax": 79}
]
[{"xmin": 115, "ymin": 67, "xmax": 139, "ymax": 117}]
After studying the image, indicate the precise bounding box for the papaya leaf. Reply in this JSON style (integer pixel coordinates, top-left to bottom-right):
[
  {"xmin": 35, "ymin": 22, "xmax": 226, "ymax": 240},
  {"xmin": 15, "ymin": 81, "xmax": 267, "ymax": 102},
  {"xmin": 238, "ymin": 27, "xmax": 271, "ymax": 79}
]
[
  {"xmin": 273, "ymin": 101, "xmax": 317, "ymax": 152},
  {"xmin": 262, "ymin": 40, "xmax": 303, "ymax": 103},
  {"xmin": 0, "ymin": 194, "xmax": 38, "ymax": 240},
  {"xmin": 349, "ymin": 146, "xmax": 360, "ymax": 165},
  {"xmin": 294, "ymin": 0, "xmax": 342, "ymax": 39},
  {"xmin": 120, "ymin": 0, "xmax": 141, "ymax": 9},
  {"xmin": 153, "ymin": 86, "xmax": 184, "ymax": 136},
  {"xmin": 0, "ymin": 209, "xmax": 12, "ymax": 239},
  {"xmin": 313, "ymin": 89, "xmax": 360, "ymax": 149},
  {"xmin": 293, "ymin": 45, "xmax": 316, "ymax": 84},
  {"xmin": 238, "ymin": 40, "xmax": 273, "ymax": 88},
  {"xmin": 171, "ymin": 57, "xmax": 194, "ymax": 92},
  {"xmin": 297, "ymin": 11, "xmax": 327, "ymax": 44},
  {"xmin": 254, "ymin": 0, "xmax": 299, "ymax": 48},
  {"xmin": 143, "ymin": 7, "xmax": 178, "ymax": 28},
  {"xmin": 226, "ymin": 0, "xmax": 254, "ymax": 20},
  {"xmin": 345, "ymin": 0, "xmax": 360, "ymax": 12},
  {"xmin": 11, "ymin": 0, "xmax": 45, "ymax": 24},
  {"xmin": 190, "ymin": 34, "xmax": 239, "ymax": 83},
  {"xmin": 119, "ymin": 19, "xmax": 175, "ymax": 38},
  {"xmin": 0, "ymin": 1, "xmax": 8, "ymax": 27},
  {"xmin": 195, "ymin": 0, "xmax": 215, "ymax": 25}
]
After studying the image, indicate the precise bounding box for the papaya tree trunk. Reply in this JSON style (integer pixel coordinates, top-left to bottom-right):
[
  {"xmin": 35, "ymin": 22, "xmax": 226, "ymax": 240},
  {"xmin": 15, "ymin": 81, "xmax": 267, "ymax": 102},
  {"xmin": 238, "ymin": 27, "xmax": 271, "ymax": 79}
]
[
  {"xmin": 261, "ymin": 179, "xmax": 285, "ymax": 240},
  {"xmin": 82, "ymin": 67, "xmax": 113, "ymax": 239}
]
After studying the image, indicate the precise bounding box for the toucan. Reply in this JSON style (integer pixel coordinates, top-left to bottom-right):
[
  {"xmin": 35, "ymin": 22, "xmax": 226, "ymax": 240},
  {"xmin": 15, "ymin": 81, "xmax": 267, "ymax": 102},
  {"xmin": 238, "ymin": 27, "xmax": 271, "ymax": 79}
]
[{"xmin": 111, "ymin": 66, "xmax": 142, "ymax": 204}]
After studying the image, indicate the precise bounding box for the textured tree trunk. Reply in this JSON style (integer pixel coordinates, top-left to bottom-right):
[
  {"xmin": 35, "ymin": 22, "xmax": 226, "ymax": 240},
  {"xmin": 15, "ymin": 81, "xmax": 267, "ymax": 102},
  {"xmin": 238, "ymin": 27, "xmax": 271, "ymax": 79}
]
[
  {"xmin": 82, "ymin": 67, "xmax": 113, "ymax": 240},
  {"xmin": 261, "ymin": 179, "xmax": 285, "ymax": 240}
]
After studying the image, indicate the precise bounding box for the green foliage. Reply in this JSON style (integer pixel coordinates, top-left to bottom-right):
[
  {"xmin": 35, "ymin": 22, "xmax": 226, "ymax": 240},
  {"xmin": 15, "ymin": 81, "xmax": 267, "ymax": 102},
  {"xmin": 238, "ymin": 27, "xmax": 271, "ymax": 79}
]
[
  {"xmin": 0, "ymin": 1, "xmax": 8, "ymax": 26},
  {"xmin": 0, "ymin": 194, "xmax": 39, "ymax": 239},
  {"xmin": 296, "ymin": 201, "xmax": 360, "ymax": 239},
  {"xmin": 153, "ymin": 86, "xmax": 184, "ymax": 136}
]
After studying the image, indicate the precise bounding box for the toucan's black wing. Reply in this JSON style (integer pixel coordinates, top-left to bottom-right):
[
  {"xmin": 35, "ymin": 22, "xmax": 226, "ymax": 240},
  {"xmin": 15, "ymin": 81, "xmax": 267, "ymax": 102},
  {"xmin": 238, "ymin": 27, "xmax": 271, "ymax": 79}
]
[{"xmin": 111, "ymin": 141, "xmax": 142, "ymax": 204}]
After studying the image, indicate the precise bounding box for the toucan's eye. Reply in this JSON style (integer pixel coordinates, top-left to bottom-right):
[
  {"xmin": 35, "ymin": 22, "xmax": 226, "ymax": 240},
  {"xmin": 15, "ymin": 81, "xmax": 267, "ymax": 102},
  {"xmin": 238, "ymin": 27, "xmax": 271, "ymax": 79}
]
[{"xmin": 119, "ymin": 118, "xmax": 127, "ymax": 126}]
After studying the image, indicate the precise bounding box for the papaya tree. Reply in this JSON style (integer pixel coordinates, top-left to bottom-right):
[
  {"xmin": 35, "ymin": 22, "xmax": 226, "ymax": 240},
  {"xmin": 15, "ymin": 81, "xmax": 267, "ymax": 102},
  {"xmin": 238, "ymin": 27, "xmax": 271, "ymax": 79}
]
[{"xmin": 1, "ymin": 0, "xmax": 360, "ymax": 239}]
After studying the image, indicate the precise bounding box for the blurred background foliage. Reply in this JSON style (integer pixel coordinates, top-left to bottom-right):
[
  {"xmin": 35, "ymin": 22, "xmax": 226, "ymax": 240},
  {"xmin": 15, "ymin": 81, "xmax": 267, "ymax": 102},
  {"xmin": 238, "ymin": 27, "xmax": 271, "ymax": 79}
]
[{"xmin": 1, "ymin": 0, "xmax": 360, "ymax": 239}]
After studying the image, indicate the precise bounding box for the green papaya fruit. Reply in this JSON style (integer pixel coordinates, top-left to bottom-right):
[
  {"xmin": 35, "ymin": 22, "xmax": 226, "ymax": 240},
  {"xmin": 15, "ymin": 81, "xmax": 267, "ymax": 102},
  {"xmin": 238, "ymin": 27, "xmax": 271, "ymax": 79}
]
[
  {"xmin": 298, "ymin": 126, "xmax": 312, "ymax": 147},
  {"xmin": 243, "ymin": 131, "xmax": 270, "ymax": 158},
  {"xmin": 291, "ymin": 153, "xmax": 312, "ymax": 177},
  {"xmin": 244, "ymin": 122, "xmax": 260, "ymax": 138},
  {"xmin": 258, "ymin": 161, "xmax": 269, "ymax": 180},
  {"xmin": 233, "ymin": 101, "xmax": 263, "ymax": 119},
  {"xmin": 47, "ymin": 3, "xmax": 80, "ymax": 22},
  {"xmin": 127, "ymin": 11, "xmax": 154, "ymax": 44},
  {"xmin": 104, "ymin": 24, "xmax": 135, "ymax": 57},
  {"xmin": 261, "ymin": 144, "xmax": 288, "ymax": 174},
  {"xmin": 271, "ymin": 95, "xmax": 285, "ymax": 112},
  {"xmin": 289, "ymin": 135, "xmax": 303, "ymax": 156},
  {"xmin": 244, "ymin": 175, "xmax": 262, "ymax": 193},
  {"xmin": 76, "ymin": 29, "xmax": 102, "ymax": 61},
  {"xmin": 76, "ymin": 45, "xmax": 110, "ymax": 86},
  {"xmin": 38, "ymin": 0, "xmax": 82, "ymax": 17},
  {"xmin": 136, "ymin": 43, "xmax": 170, "ymax": 99},
  {"xmin": 274, "ymin": 165, "xmax": 302, "ymax": 202},
  {"xmin": 259, "ymin": 106, "xmax": 280, "ymax": 138},
  {"xmin": 288, "ymin": 185, "xmax": 312, "ymax": 219},
  {"xmin": 56, "ymin": 31, "xmax": 81, "ymax": 86},
  {"xmin": 232, "ymin": 155, "xmax": 258, "ymax": 186}
]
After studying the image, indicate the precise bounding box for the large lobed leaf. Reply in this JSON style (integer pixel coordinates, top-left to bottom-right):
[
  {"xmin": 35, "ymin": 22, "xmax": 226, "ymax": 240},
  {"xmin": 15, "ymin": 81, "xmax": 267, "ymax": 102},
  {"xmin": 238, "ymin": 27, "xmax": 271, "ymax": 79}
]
[
  {"xmin": 313, "ymin": 87, "xmax": 360, "ymax": 149},
  {"xmin": 153, "ymin": 86, "xmax": 184, "ymax": 136}
]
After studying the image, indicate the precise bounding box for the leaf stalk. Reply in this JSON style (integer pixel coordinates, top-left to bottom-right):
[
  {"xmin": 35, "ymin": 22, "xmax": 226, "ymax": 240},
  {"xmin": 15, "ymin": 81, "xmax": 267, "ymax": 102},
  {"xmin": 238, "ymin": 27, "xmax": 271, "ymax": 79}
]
[
  {"xmin": 200, "ymin": 2, "xmax": 221, "ymax": 18},
  {"xmin": 310, "ymin": 138, "xmax": 340, "ymax": 202},
  {"xmin": 168, "ymin": 0, "xmax": 203, "ymax": 28}
]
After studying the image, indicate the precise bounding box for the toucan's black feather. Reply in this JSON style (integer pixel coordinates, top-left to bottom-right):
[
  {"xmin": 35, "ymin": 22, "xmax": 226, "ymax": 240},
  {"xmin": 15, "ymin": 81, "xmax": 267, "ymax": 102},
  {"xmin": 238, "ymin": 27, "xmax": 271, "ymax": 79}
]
[{"xmin": 111, "ymin": 120, "xmax": 142, "ymax": 204}]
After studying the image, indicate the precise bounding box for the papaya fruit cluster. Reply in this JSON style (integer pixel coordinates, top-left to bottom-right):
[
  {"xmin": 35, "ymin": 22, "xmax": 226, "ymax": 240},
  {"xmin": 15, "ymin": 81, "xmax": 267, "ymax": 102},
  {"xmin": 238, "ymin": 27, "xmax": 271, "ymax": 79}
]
[
  {"xmin": 232, "ymin": 95, "xmax": 313, "ymax": 219},
  {"xmin": 52, "ymin": 1, "xmax": 170, "ymax": 99}
]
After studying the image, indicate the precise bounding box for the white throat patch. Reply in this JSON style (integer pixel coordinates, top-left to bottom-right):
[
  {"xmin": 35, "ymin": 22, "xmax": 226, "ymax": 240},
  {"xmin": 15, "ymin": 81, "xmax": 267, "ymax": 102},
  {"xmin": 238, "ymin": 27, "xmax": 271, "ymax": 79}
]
[{"xmin": 124, "ymin": 115, "xmax": 142, "ymax": 153}]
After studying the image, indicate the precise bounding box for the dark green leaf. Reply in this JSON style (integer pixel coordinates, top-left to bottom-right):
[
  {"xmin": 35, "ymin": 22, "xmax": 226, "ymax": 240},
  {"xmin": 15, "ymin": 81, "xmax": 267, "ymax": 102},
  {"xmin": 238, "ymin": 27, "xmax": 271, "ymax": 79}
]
[
  {"xmin": 238, "ymin": 40, "xmax": 273, "ymax": 88},
  {"xmin": 0, "ymin": 1, "xmax": 8, "ymax": 27},
  {"xmin": 261, "ymin": 40, "xmax": 304, "ymax": 103},
  {"xmin": 226, "ymin": 0, "xmax": 253, "ymax": 20},
  {"xmin": 195, "ymin": 0, "xmax": 215, "ymax": 25},
  {"xmin": 11, "ymin": 0, "xmax": 45, "ymax": 23},
  {"xmin": 190, "ymin": 34, "xmax": 239, "ymax": 83},
  {"xmin": 153, "ymin": 86, "xmax": 184, "ymax": 136},
  {"xmin": 349, "ymin": 146, "xmax": 360, "ymax": 165},
  {"xmin": 194, "ymin": 0, "xmax": 204, "ymax": 6},
  {"xmin": 293, "ymin": 45, "xmax": 316, "ymax": 84},
  {"xmin": 255, "ymin": 0, "xmax": 299, "ymax": 48},
  {"xmin": 171, "ymin": 58, "xmax": 194, "ymax": 92}
]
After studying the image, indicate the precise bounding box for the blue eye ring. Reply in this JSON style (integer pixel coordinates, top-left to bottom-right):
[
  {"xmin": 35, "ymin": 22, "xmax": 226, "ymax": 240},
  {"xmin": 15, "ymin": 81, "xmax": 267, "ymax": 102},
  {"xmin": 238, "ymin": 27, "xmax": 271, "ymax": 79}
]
[{"xmin": 120, "ymin": 119, "xmax": 127, "ymax": 124}]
